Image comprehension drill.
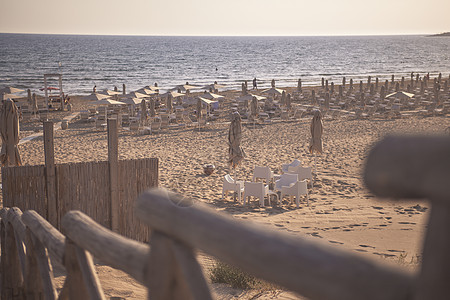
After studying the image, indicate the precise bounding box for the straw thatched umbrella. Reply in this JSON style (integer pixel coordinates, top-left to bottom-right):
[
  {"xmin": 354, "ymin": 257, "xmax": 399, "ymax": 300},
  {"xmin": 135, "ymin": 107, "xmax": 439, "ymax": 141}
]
[
  {"xmin": 228, "ymin": 112, "xmax": 245, "ymax": 199},
  {"xmin": 309, "ymin": 110, "xmax": 323, "ymax": 184},
  {"xmin": 0, "ymin": 99, "xmax": 22, "ymax": 166},
  {"xmin": 140, "ymin": 99, "xmax": 148, "ymax": 126}
]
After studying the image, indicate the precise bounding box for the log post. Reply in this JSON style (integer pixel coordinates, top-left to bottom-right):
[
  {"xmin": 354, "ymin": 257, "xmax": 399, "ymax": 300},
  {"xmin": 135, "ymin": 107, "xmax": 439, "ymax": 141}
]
[
  {"xmin": 64, "ymin": 238, "xmax": 106, "ymax": 300},
  {"xmin": 24, "ymin": 229, "xmax": 44, "ymax": 299},
  {"xmin": 44, "ymin": 121, "xmax": 58, "ymax": 228},
  {"xmin": 4, "ymin": 222, "xmax": 24, "ymax": 299},
  {"xmin": 364, "ymin": 136, "xmax": 450, "ymax": 299},
  {"xmin": 107, "ymin": 119, "xmax": 119, "ymax": 232}
]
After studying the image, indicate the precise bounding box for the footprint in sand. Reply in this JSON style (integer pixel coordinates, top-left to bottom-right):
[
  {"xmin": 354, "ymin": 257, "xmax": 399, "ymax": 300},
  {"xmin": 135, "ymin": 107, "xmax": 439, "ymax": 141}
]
[
  {"xmin": 387, "ymin": 249, "xmax": 405, "ymax": 253},
  {"xmin": 398, "ymin": 221, "xmax": 416, "ymax": 225},
  {"xmin": 373, "ymin": 252, "xmax": 396, "ymax": 258},
  {"xmin": 310, "ymin": 232, "xmax": 323, "ymax": 238},
  {"xmin": 275, "ymin": 224, "xmax": 284, "ymax": 228},
  {"xmin": 359, "ymin": 244, "xmax": 375, "ymax": 249},
  {"xmin": 355, "ymin": 249, "xmax": 368, "ymax": 253},
  {"xmin": 329, "ymin": 240, "xmax": 344, "ymax": 245}
]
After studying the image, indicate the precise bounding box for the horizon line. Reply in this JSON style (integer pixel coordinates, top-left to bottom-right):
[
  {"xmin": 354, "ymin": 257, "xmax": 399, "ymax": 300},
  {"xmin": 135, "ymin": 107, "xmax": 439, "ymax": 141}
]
[{"xmin": 0, "ymin": 32, "xmax": 438, "ymax": 38}]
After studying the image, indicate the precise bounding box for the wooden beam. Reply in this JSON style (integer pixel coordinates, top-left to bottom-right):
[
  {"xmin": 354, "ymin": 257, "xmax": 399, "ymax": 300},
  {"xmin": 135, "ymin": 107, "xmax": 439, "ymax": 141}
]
[
  {"xmin": 44, "ymin": 121, "xmax": 58, "ymax": 227},
  {"xmin": 107, "ymin": 119, "xmax": 119, "ymax": 232},
  {"xmin": 136, "ymin": 188, "xmax": 413, "ymax": 300},
  {"xmin": 61, "ymin": 210, "xmax": 149, "ymax": 284},
  {"xmin": 4, "ymin": 222, "xmax": 24, "ymax": 299},
  {"xmin": 64, "ymin": 239, "xmax": 105, "ymax": 300},
  {"xmin": 21, "ymin": 210, "xmax": 65, "ymax": 266},
  {"xmin": 364, "ymin": 136, "xmax": 450, "ymax": 204}
]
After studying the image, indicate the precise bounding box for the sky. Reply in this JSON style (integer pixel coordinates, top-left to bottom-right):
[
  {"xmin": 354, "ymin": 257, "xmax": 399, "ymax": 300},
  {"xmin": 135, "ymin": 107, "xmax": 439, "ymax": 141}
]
[{"xmin": 1, "ymin": 0, "xmax": 449, "ymax": 36}]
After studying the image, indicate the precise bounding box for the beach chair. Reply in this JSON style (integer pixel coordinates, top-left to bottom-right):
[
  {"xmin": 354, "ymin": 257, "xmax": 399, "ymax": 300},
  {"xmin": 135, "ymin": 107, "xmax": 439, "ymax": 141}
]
[
  {"xmin": 275, "ymin": 173, "xmax": 298, "ymax": 192},
  {"xmin": 222, "ymin": 174, "xmax": 244, "ymax": 203},
  {"xmin": 281, "ymin": 159, "xmax": 301, "ymax": 173},
  {"xmin": 252, "ymin": 166, "xmax": 274, "ymax": 183},
  {"xmin": 281, "ymin": 179, "xmax": 309, "ymax": 208},
  {"xmin": 243, "ymin": 182, "xmax": 271, "ymax": 207},
  {"xmin": 287, "ymin": 165, "xmax": 313, "ymax": 186},
  {"xmin": 150, "ymin": 119, "xmax": 161, "ymax": 133},
  {"xmin": 80, "ymin": 111, "xmax": 90, "ymax": 122}
]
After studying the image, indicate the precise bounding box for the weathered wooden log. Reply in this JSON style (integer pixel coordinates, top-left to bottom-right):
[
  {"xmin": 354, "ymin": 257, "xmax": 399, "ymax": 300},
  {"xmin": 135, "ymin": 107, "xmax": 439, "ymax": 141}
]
[
  {"xmin": 7, "ymin": 208, "xmax": 26, "ymax": 276},
  {"xmin": 146, "ymin": 232, "xmax": 188, "ymax": 300},
  {"xmin": 365, "ymin": 135, "xmax": 450, "ymax": 299},
  {"xmin": 30, "ymin": 231, "xmax": 58, "ymax": 299},
  {"xmin": 61, "ymin": 210, "xmax": 149, "ymax": 283},
  {"xmin": 64, "ymin": 238, "xmax": 105, "ymax": 300},
  {"xmin": 414, "ymin": 203, "xmax": 450, "ymax": 299},
  {"xmin": 24, "ymin": 228, "xmax": 45, "ymax": 299},
  {"xmin": 136, "ymin": 189, "xmax": 413, "ymax": 300},
  {"xmin": 364, "ymin": 136, "xmax": 450, "ymax": 202},
  {"xmin": 171, "ymin": 238, "xmax": 213, "ymax": 300},
  {"xmin": 5, "ymin": 220, "xmax": 24, "ymax": 299},
  {"xmin": 1, "ymin": 208, "xmax": 9, "ymax": 299},
  {"xmin": 21, "ymin": 210, "xmax": 65, "ymax": 265}
]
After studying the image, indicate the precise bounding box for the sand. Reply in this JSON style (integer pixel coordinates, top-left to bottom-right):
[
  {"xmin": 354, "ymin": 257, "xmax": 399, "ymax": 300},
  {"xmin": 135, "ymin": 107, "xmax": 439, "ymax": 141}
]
[{"xmin": 4, "ymin": 89, "xmax": 450, "ymax": 299}]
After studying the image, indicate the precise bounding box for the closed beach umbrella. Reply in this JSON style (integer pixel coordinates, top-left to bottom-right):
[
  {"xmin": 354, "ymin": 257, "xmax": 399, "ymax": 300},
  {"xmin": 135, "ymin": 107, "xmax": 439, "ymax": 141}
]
[
  {"xmin": 167, "ymin": 93, "xmax": 173, "ymax": 113},
  {"xmin": 140, "ymin": 99, "xmax": 147, "ymax": 125},
  {"xmin": 32, "ymin": 93, "xmax": 38, "ymax": 115},
  {"xmin": 309, "ymin": 110, "xmax": 323, "ymax": 185},
  {"xmin": 309, "ymin": 110, "xmax": 323, "ymax": 155},
  {"xmin": 27, "ymin": 89, "xmax": 32, "ymax": 105},
  {"xmin": 281, "ymin": 91, "xmax": 286, "ymax": 106},
  {"xmin": 250, "ymin": 96, "xmax": 259, "ymax": 122},
  {"xmin": 228, "ymin": 112, "xmax": 245, "ymax": 188},
  {"xmin": 149, "ymin": 98, "xmax": 156, "ymax": 117},
  {"xmin": 196, "ymin": 97, "xmax": 202, "ymax": 119},
  {"xmin": 0, "ymin": 99, "xmax": 22, "ymax": 166},
  {"xmin": 286, "ymin": 93, "xmax": 292, "ymax": 110}
]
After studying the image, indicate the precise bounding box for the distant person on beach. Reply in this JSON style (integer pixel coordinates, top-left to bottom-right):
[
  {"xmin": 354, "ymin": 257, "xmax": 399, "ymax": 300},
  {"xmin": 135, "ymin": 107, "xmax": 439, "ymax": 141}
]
[
  {"xmin": 93, "ymin": 85, "xmax": 96, "ymax": 93},
  {"xmin": 253, "ymin": 78, "xmax": 257, "ymax": 89}
]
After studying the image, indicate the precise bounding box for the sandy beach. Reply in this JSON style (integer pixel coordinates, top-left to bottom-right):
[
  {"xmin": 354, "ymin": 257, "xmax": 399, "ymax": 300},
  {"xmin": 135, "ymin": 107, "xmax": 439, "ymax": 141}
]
[{"xmin": 3, "ymin": 85, "xmax": 450, "ymax": 299}]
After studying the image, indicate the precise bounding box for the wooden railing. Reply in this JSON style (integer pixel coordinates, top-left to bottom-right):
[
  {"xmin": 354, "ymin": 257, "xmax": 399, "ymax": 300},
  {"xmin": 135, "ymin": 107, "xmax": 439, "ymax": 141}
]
[{"xmin": 1, "ymin": 136, "xmax": 449, "ymax": 299}]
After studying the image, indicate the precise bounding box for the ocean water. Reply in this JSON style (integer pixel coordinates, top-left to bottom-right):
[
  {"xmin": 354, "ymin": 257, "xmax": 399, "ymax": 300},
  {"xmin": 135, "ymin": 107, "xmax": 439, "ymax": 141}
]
[{"xmin": 0, "ymin": 33, "xmax": 449, "ymax": 95}]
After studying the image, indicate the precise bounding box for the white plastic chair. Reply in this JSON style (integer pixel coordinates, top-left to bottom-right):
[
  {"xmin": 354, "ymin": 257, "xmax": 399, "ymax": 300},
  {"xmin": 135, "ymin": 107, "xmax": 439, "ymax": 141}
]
[
  {"xmin": 281, "ymin": 179, "xmax": 309, "ymax": 208},
  {"xmin": 222, "ymin": 174, "xmax": 244, "ymax": 202},
  {"xmin": 287, "ymin": 165, "xmax": 313, "ymax": 185},
  {"xmin": 281, "ymin": 159, "xmax": 302, "ymax": 173},
  {"xmin": 275, "ymin": 173, "xmax": 298, "ymax": 192},
  {"xmin": 252, "ymin": 166, "xmax": 274, "ymax": 183},
  {"xmin": 243, "ymin": 182, "xmax": 270, "ymax": 207}
]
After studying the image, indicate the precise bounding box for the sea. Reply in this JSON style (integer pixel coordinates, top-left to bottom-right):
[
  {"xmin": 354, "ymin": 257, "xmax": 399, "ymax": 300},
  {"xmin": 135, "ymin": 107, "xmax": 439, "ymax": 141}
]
[{"xmin": 1, "ymin": 33, "xmax": 449, "ymax": 95}]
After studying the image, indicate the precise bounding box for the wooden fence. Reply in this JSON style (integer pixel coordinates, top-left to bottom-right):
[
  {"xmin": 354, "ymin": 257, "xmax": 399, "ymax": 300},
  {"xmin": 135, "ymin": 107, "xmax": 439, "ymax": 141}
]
[
  {"xmin": 1, "ymin": 119, "xmax": 158, "ymax": 241},
  {"xmin": 1, "ymin": 135, "xmax": 449, "ymax": 299}
]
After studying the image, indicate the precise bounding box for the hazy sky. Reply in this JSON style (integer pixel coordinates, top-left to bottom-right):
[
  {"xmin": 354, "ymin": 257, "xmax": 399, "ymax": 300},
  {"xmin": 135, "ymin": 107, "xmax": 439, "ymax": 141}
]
[{"xmin": 1, "ymin": 0, "xmax": 449, "ymax": 36}]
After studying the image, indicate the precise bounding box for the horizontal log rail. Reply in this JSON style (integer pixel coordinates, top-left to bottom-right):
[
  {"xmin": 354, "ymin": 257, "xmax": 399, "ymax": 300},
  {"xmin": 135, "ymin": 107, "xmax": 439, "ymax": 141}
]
[
  {"xmin": 135, "ymin": 188, "xmax": 413, "ymax": 300},
  {"xmin": 61, "ymin": 210, "xmax": 150, "ymax": 283}
]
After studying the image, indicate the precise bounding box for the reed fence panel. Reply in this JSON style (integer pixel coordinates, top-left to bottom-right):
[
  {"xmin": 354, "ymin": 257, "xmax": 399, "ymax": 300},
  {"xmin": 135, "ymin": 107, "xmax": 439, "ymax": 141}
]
[
  {"xmin": 2, "ymin": 157, "xmax": 158, "ymax": 241},
  {"xmin": 1, "ymin": 165, "xmax": 47, "ymax": 218},
  {"xmin": 56, "ymin": 161, "xmax": 111, "ymax": 230}
]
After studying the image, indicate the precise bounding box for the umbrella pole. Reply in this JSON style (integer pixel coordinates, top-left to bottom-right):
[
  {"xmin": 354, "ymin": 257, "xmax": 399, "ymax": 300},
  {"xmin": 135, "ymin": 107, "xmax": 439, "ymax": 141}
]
[
  {"xmin": 234, "ymin": 167, "xmax": 238, "ymax": 202},
  {"xmin": 313, "ymin": 153, "xmax": 317, "ymax": 187}
]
